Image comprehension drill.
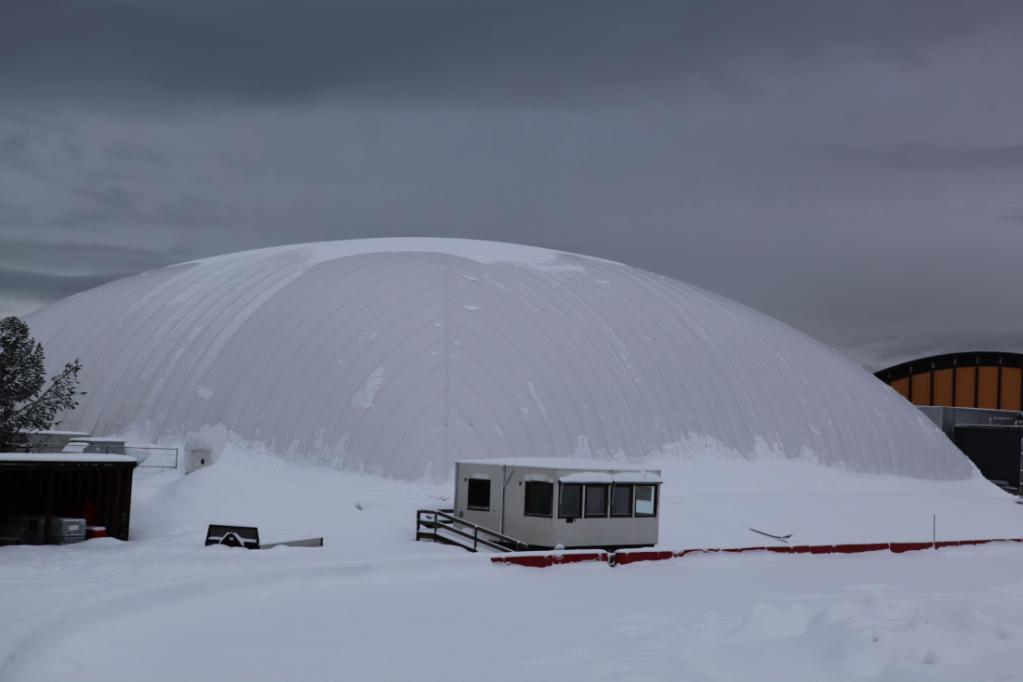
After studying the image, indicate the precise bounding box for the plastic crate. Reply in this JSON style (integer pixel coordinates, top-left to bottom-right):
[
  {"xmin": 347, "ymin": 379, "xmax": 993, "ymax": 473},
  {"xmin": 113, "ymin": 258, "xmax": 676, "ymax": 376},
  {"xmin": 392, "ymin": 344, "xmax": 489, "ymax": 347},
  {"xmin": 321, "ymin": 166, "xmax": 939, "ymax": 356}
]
[{"xmin": 47, "ymin": 517, "xmax": 87, "ymax": 544}]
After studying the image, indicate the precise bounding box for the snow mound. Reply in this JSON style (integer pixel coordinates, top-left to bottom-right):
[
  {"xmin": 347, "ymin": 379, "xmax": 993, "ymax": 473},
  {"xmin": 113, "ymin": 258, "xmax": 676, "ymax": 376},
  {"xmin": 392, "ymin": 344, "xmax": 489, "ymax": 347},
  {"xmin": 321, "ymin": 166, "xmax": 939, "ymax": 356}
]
[
  {"xmin": 138, "ymin": 444, "xmax": 1022, "ymax": 552},
  {"xmin": 2, "ymin": 447, "xmax": 1022, "ymax": 682}
]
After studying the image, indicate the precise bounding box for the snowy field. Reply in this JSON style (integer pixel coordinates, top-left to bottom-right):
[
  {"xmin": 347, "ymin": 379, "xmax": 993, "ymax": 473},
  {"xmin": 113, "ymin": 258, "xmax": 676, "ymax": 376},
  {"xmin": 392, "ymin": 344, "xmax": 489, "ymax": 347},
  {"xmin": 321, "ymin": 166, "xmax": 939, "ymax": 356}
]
[{"xmin": 3, "ymin": 448, "xmax": 1023, "ymax": 681}]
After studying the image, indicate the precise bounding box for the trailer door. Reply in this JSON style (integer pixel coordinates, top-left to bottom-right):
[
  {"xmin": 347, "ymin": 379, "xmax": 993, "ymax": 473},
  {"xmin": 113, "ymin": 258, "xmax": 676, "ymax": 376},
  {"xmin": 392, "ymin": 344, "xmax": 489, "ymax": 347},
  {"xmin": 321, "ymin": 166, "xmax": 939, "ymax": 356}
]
[{"xmin": 457, "ymin": 463, "xmax": 504, "ymax": 532}]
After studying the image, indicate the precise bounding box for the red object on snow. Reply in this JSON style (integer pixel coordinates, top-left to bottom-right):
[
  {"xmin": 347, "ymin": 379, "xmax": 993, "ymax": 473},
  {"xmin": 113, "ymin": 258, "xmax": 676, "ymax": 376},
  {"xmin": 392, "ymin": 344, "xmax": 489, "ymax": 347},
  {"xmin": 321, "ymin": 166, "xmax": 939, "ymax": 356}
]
[
  {"xmin": 86, "ymin": 526, "xmax": 107, "ymax": 539},
  {"xmin": 492, "ymin": 551, "xmax": 608, "ymax": 568},
  {"xmin": 492, "ymin": 537, "xmax": 1023, "ymax": 568}
]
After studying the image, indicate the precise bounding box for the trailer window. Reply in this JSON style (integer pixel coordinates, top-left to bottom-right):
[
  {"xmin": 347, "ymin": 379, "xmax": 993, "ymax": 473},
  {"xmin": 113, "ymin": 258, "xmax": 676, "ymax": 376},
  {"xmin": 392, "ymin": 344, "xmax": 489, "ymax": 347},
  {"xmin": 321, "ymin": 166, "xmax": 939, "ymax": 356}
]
[
  {"xmin": 610, "ymin": 484, "xmax": 633, "ymax": 517},
  {"xmin": 584, "ymin": 485, "xmax": 608, "ymax": 517},
  {"xmin": 467, "ymin": 479, "xmax": 491, "ymax": 510},
  {"xmin": 524, "ymin": 481, "xmax": 553, "ymax": 517},
  {"xmin": 635, "ymin": 485, "xmax": 657, "ymax": 517},
  {"xmin": 558, "ymin": 483, "xmax": 582, "ymax": 518}
]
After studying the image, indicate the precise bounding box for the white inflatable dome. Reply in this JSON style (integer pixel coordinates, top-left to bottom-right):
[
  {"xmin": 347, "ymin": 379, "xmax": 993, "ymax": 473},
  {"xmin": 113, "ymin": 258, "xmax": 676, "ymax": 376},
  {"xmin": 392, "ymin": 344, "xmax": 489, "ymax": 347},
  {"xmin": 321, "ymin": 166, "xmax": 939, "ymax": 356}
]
[{"xmin": 26, "ymin": 238, "xmax": 971, "ymax": 480}]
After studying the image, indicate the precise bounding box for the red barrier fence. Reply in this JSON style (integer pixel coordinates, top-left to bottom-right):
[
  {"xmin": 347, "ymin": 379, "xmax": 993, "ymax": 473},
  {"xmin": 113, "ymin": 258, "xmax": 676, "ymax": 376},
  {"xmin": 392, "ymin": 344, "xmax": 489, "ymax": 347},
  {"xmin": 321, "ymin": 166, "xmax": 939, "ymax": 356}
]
[
  {"xmin": 611, "ymin": 550, "xmax": 674, "ymax": 566},
  {"xmin": 491, "ymin": 537, "xmax": 1023, "ymax": 568},
  {"xmin": 491, "ymin": 550, "xmax": 608, "ymax": 568}
]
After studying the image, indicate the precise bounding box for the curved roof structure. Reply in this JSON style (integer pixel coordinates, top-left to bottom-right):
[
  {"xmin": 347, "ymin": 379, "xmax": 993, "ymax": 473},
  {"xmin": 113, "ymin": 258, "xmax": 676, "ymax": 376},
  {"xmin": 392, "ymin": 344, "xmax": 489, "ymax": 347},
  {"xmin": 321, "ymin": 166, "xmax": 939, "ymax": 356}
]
[
  {"xmin": 877, "ymin": 351, "xmax": 1023, "ymax": 411},
  {"xmin": 25, "ymin": 238, "xmax": 973, "ymax": 480}
]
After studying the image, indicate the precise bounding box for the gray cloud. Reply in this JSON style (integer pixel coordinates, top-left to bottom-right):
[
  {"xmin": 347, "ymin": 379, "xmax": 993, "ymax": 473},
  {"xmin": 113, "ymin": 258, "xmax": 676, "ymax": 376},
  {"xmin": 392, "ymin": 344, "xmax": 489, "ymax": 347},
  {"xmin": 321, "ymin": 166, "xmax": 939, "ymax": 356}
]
[
  {"xmin": 822, "ymin": 143, "xmax": 1023, "ymax": 174},
  {"xmin": 1, "ymin": 1, "xmax": 1022, "ymax": 372},
  {"xmin": 0, "ymin": 131, "xmax": 30, "ymax": 163},
  {"xmin": 0, "ymin": 266, "xmax": 127, "ymax": 300},
  {"xmin": 2, "ymin": 1, "xmax": 1021, "ymax": 107},
  {"xmin": 51, "ymin": 186, "xmax": 229, "ymax": 231},
  {"xmin": 0, "ymin": 239, "xmax": 176, "ymax": 275}
]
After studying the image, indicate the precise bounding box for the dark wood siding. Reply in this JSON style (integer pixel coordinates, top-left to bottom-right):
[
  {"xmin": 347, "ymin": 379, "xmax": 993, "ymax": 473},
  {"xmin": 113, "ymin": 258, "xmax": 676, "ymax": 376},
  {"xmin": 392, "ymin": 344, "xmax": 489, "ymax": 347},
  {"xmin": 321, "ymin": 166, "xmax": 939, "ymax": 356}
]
[
  {"xmin": 0, "ymin": 459, "xmax": 137, "ymax": 542},
  {"xmin": 932, "ymin": 368, "xmax": 954, "ymax": 406},
  {"xmin": 911, "ymin": 373, "xmax": 932, "ymax": 406},
  {"xmin": 1001, "ymin": 367, "xmax": 1022, "ymax": 411},
  {"xmin": 978, "ymin": 366, "xmax": 999, "ymax": 409},
  {"xmin": 891, "ymin": 377, "xmax": 910, "ymax": 398},
  {"xmin": 954, "ymin": 367, "xmax": 977, "ymax": 407}
]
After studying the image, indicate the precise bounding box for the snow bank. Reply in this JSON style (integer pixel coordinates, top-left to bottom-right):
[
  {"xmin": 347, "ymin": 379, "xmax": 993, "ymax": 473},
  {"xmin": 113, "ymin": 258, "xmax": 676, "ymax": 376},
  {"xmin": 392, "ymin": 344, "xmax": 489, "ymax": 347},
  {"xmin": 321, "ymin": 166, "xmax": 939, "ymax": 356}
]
[
  {"xmin": 2, "ymin": 445, "xmax": 1022, "ymax": 682},
  {"xmin": 6, "ymin": 542, "xmax": 1023, "ymax": 682},
  {"xmin": 131, "ymin": 442, "xmax": 448, "ymax": 548},
  {"xmin": 120, "ymin": 439, "xmax": 1021, "ymax": 553},
  {"xmin": 647, "ymin": 453, "xmax": 1019, "ymax": 547}
]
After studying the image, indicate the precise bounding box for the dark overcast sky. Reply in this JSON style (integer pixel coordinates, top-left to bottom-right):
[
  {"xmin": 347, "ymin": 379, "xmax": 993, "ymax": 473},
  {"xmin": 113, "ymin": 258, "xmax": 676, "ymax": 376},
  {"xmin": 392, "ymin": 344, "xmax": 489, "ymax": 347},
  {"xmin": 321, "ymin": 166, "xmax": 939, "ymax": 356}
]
[{"xmin": 1, "ymin": 0, "xmax": 1022, "ymax": 370}]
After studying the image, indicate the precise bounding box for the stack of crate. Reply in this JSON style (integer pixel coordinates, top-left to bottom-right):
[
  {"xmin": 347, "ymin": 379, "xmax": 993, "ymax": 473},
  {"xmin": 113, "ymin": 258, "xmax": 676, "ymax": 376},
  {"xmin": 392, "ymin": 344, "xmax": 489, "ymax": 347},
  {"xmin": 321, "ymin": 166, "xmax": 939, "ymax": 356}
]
[
  {"xmin": 47, "ymin": 517, "xmax": 87, "ymax": 544},
  {"xmin": 5, "ymin": 515, "xmax": 88, "ymax": 544}
]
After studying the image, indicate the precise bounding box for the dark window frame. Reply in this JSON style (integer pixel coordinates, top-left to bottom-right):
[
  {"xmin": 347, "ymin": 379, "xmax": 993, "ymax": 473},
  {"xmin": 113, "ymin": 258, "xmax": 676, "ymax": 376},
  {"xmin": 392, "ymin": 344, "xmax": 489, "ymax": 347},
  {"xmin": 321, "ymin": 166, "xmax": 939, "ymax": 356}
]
[
  {"xmin": 584, "ymin": 484, "xmax": 609, "ymax": 518},
  {"xmin": 634, "ymin": 484, "xmax": 658, "ymax": 518},
  {"xmin": 558, "ymin": 483, "xmax": 583, "ymax": 519},
  {"xmin": 610, "ymin": 484, "xmax": 633, "ymax": 518},
  {"xmin": 523, "ymin": 481, "xmax": 554, "ymax": 518},
  {"xmin": 467, "ymin": 478, "xmax": 491, "ymax": 511}
]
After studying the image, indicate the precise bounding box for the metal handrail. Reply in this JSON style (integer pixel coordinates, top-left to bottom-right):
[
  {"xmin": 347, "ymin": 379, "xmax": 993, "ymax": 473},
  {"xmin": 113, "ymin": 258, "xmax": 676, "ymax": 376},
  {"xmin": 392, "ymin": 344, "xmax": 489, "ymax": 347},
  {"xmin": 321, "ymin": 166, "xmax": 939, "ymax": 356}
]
[
  {"xmin": 416, "ymin": 508, "xmax": 528, "ymax": 553},
  {"xmin": 128, "ymin": 446, "xmax": 179, "ymax": 469}
]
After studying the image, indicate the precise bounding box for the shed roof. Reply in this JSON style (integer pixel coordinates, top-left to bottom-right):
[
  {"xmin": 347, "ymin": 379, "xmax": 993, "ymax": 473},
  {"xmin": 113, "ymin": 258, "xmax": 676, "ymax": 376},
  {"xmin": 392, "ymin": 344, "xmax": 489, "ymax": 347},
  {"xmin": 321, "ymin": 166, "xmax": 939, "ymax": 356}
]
[
  {"xmin": 67, "ymin": 437, "xmax": 126, "ymax": 443},
  {"xmin": 0, "ymin": 453, "xmax": 137, "ymax": 465},
  {"xmin": 22, "ymin": 430, "xmax": 91, "ymax": 437},
  {"xmin": 559, "ymin": 471, "xmax": 662, "ymax": 484}
]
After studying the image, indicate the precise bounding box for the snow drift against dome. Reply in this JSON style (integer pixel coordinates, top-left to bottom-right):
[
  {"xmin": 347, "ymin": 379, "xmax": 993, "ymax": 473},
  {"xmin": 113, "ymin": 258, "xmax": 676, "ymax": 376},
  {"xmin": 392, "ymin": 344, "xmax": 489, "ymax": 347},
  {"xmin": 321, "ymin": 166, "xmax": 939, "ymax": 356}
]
[{"xmin": 25, "ymin": 238, "xmax": 973, "ymax": 481}]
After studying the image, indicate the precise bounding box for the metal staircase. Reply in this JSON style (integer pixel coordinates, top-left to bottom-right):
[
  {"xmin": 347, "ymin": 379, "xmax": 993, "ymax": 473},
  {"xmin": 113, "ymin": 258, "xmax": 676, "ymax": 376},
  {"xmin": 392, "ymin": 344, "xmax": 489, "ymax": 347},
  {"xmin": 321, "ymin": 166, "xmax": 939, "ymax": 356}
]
[{"xmin": 416, "ymin": 509, "xmax": 528, "ymax": 553}]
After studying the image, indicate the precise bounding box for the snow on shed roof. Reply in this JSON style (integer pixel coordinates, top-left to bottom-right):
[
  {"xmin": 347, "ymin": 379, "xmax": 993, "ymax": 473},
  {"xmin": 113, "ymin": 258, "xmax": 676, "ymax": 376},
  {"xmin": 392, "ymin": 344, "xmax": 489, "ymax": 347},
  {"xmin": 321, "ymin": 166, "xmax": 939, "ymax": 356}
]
[
  {"xmin": 22, "ymin": 430, "xmax": 91, "ymax": 437},
  {"xmin": 67, "ymin": 437, "xmax": 126, "ymax": 443},
  {"xmin": 0, "ymin": 453, "xmax": 137, "ymax": 464},
  {"xmin": 558, "ymin": 471, "xmax": 663, "ymax": 484},
  {"xmin": 458, "ymin": 457, "xmax": 661, "ymax": 473}
]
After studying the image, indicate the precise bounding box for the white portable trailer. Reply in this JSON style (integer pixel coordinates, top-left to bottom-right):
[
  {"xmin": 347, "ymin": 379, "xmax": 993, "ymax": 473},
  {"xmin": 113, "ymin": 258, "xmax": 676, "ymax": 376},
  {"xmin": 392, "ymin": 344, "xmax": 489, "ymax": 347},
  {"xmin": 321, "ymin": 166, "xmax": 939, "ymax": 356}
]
[{"xmin": 453, "ymin": 458, "xmax": 661, "ymax": 550}]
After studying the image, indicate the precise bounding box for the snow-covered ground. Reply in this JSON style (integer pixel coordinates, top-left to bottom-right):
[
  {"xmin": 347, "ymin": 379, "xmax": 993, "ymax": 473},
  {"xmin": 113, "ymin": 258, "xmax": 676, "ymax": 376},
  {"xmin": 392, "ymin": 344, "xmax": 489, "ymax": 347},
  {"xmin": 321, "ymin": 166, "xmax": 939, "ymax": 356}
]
[{"xmin": 3, "ymin": 447, "xmax": 1023, "ymax": 681}]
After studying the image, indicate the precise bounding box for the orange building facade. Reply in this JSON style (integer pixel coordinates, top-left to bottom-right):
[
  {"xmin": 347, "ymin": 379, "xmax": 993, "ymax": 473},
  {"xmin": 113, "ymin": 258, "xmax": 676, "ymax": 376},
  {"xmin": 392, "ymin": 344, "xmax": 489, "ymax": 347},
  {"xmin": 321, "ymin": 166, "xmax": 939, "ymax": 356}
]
[{"xmin": 875, "ymin": 352, "xmax": 1023, "ymax": 412}]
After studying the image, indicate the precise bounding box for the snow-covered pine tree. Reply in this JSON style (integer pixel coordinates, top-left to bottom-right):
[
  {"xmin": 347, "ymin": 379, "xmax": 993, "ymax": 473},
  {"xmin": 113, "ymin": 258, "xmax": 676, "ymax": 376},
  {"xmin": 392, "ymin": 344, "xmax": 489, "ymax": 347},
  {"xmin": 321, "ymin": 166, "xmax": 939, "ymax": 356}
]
[{"xmin": 0, "ymin": 316, "xmax": 83, "ymax": 450}]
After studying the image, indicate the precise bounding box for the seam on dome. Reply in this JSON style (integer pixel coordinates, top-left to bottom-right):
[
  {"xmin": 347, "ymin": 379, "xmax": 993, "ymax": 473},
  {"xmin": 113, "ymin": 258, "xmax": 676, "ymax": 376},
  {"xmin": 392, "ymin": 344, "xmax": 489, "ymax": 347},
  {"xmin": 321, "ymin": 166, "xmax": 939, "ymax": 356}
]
[
  {"xmin": 269, "ymin": 260, "xmax": 444, "ymax": 450},
  {"xmin": 444, "ymin": 264, "xmax": 591, "ymax": 459},
  {"xmin": 295, "ymin": 289, "xmax": 446, "ymax": 461},
  {"xmin": 629, "ymin": 269, "xmax": 767, "ymax": 456},
  {"xmin": 222, "ymin": 254, "xmax": 426, "ymax": 441},
  {"xmin": 113, "ymin": 253, "xmax": 296, "ymax": 437},
  {"xmin": 494, "ymin": 262, "xmax": 629, "ymax": 458},
  {"xmin": 511, "ymin": 262, "xmax": 648, "ymax": 459},
  {"xmin": 183, "ymin": 250, "xmax": 403, "ymax": 435}
]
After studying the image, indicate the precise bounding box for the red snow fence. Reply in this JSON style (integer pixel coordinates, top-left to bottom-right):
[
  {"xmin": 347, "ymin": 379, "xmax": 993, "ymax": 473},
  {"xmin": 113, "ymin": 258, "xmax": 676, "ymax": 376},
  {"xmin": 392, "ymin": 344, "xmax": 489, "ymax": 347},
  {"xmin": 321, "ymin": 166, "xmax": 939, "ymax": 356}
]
[
  {"xmin": 491, "ymin": 538, "xmax": 1023, "ymax": 568},
  {"xmin": 611, "ymin": 550, "xmax": 674, "ymax": 566},
  {"xmin": 491, "ymin": 549, "xmax": 608, "ymax": 568}
]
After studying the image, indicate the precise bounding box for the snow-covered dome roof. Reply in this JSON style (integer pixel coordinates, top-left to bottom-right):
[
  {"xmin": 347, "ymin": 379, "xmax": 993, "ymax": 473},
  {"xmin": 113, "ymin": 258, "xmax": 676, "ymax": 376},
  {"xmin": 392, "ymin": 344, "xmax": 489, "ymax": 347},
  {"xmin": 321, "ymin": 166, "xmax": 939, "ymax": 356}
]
[{"xmin": 26, "ymin": 238, "xmax": 972, "ymax": 480}]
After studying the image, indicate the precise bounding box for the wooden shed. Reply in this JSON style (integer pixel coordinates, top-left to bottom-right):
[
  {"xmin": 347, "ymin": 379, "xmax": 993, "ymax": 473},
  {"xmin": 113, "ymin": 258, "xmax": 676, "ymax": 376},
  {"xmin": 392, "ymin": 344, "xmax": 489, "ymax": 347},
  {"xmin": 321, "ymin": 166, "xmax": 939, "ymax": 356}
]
[{"xmin": 0, "ymin": 453, "xmax": 138, "ymax": 544}]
